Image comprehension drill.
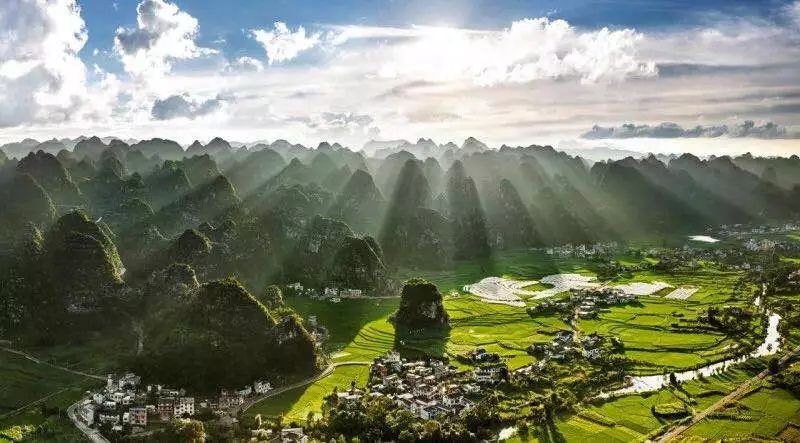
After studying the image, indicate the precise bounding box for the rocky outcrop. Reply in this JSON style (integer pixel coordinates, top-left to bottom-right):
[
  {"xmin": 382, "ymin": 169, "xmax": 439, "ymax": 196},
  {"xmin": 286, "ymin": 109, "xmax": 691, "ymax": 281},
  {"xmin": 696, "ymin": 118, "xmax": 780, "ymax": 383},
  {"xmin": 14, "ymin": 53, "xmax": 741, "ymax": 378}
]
[{"xmin": 394, "ymin": 279, "xmax": 449, "ymax": 328}]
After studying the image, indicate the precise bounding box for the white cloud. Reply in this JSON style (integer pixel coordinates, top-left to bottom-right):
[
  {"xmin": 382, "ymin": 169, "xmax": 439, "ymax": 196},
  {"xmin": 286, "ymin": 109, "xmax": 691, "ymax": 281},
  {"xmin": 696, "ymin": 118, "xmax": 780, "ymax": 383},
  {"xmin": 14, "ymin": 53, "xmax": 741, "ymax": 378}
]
[
  {"xmin": 114, "ymin": 0, "xmax": 215, "ymax": 79},
  {"xmin": 0, "ymin": 0, "xmax": 91, "ymax": 127},
  {"xmin": 364, "ymin": 19, "xmax": 656, "ymax": 85},
  {"xmin": 250, "ymin": 22, "xmax": 321, "ymax": 64}
]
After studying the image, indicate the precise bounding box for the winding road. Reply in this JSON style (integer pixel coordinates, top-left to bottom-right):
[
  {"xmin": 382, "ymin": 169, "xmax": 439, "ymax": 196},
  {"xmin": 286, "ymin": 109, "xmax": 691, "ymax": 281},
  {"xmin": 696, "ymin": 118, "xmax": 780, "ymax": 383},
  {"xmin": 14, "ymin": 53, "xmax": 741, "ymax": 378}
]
[{"xmin": 66, "ymin": 401, "xmax": 110, "ymax": 443}]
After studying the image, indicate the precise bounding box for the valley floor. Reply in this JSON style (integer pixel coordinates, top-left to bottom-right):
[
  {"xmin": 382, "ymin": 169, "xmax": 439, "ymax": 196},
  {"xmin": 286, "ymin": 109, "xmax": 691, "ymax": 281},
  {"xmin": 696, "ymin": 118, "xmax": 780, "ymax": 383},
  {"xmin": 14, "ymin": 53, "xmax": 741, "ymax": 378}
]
[{"xmin": 246, "ymin": 248, "xmax": 800, "ymax": 442}]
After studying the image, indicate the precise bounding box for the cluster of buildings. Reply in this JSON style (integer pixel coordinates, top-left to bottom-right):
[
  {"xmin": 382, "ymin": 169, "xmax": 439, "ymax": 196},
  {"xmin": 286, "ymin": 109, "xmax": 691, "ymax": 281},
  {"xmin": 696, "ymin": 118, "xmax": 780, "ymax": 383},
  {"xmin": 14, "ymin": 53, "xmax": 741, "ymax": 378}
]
[
  {"xmin": 285, "ymin": 282, "xmax": 364, "ymax": 303},
  {"xmin": 527, "ymin": 330, "xmax": 619, "ymax": 363},
  {"xmin": 744, "ymin": 238, "xmax": 779, "ymax": 252},
  {"xmin": 543, "ymin": 242, "xmax": 621, "ymax": 259},
  {"xmin": 360, "ymin": 351, "xmax": 482, "ymax": 420},
  {"xmin": 76, "ymin": 373, "xmax": 273, "ymax": 435},
  {"xmin": 528, "ymin": 288, "xmax": 638, "ymax": 319},
  {"xmin": 527, "ymin": 330, "xmax": 577, "ymax": 362},
  {"xmin": 718, "ymin": 223, "xmax": 800, "ymax": 237}
]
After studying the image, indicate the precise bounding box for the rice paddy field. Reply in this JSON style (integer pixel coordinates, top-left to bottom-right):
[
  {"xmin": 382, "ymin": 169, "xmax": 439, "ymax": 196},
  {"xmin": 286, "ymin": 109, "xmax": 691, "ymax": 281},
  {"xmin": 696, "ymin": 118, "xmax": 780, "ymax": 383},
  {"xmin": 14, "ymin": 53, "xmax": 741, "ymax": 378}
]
[
  {"xmin": 502, "ymin": 360, "xmax": 770, "ymax": 443},
  {"xmin": 684, "ymin": 384, "xmax": 800, "ymax": 441},
  {"xmin": 248, "ymin": 249, "xmax": 777, "ymax": 435}
]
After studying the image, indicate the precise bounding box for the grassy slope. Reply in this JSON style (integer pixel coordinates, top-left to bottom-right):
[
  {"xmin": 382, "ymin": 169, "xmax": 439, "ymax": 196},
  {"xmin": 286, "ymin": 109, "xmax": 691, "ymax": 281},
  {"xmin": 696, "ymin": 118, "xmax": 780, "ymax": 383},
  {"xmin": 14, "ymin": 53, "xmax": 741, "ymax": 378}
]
[{"xmin": 0, "ymin": 351, "xmax": 101, "ymax": 441}]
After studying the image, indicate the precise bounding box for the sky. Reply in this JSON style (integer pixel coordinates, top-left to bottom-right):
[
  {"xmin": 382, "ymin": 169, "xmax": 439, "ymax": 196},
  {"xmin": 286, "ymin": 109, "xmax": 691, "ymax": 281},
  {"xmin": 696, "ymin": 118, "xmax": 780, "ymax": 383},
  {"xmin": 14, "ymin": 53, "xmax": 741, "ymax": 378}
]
[{"xmin": 1, "ymin": 0, "xmax": 800, "ymax": 155}]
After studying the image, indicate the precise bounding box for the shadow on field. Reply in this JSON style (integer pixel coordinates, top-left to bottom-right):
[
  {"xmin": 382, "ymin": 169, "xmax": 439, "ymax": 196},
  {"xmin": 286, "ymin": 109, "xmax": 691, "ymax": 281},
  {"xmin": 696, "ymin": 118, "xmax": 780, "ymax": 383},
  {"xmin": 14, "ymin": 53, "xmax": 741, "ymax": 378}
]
[
  {"xmin": 393, "ymin": 324, "xmax": 451, "ymax": 359},
  {"xmin": 535, "ymin": 421, "xmax": 567, "ymax": 443}
]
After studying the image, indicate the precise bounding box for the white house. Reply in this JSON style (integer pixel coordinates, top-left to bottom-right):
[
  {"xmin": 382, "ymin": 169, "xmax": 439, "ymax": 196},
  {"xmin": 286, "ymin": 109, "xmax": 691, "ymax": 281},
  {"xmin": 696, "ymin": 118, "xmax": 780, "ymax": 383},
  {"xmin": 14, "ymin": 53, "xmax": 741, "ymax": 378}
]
[
  {"xmin": 281, "ymin": 427, "xmax": 309, "ymax": 443},
  {"xmin": 254, "ymin": 380, "xmax": 272, "ymax": 394},
  {"xmin": 237, "ymin": 386, "xmax": 253, "ymax": 397},
  {"xmin": 78, "ymin": 402, "xmax": 96, "ymax": 425},
  {"xmin": 129, "ymin": 407, "xmax": 147, "ymax": 426}
]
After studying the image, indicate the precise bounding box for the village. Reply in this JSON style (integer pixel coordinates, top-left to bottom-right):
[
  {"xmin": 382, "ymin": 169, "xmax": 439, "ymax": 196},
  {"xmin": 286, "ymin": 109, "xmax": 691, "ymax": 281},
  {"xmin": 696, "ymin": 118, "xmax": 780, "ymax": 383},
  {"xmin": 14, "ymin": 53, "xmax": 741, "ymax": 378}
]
[
  {"xmin": 527, "ymin": 287, "xmax": 639, "ymax": 320},
  {"xmin": 74, "ymin": 373, "xmax": 273, "ymax": 437},
  {"xmin": 328, "ymin": 349, "xmax": 517, "ymax": 421},
  {"xmin": 285, "ymin": 282, "xmax": 365, "ymax": 303}
]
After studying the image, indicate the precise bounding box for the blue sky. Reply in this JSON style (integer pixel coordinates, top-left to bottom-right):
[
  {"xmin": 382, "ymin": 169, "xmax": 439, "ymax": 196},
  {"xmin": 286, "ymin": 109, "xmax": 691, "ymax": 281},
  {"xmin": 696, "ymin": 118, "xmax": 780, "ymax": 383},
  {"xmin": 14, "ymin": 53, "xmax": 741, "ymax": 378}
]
[
  {"xmin": 1, "ymin": 0, "xmax": 799, "ymax": 155},
  {"xmin": 79, "ymin": 0, "xmax": 795, "ymax": 75}
]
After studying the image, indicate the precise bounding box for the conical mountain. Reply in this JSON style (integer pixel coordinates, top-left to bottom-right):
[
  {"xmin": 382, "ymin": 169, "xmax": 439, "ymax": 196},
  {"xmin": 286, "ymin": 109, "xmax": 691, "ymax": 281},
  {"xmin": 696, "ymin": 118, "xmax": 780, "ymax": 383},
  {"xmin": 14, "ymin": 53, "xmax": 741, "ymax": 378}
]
[
  {"xmin": 329, "ymin": 169, "xmax": 384, "ymax": 233},
  {"xmin": 153, "ymin": 175, "xmax": 239, "ymax": 236},
  {"xmin": 44, "ymin": 211, "xmax": 124, "ymax": 312},
  {"xmin": 445, "ymin": 160, "xmax": 490, "ymax": 259},
  {"xmin": 181, "ymin": 154, "xmax": 221, "ymax": 187},
  {"xmin": 423, "ymin": 157, "xmax": 444, "ymax": 197},
  {"xmin": 484, "ymin": 178, "xmax": 538, "ymax": 249},
  {"xmin": 0, "ymin": 173, "xmax": 55, "ymax": 240},
  {"xmin": 380, "ymin": 159, "xmax": 450, "ymax": 268},
  {"xmin": 17, "ymin": 151, "xmax": 82, "ymax": 206},
  {"xmin": 73, "ymin": 136, "xmax": 107, "ymax": 161},
  {"xmin": 135, "ymin": 278, "xmax": 321, "ymax": 392},
  {"xmin": 131, "ymin": 138, "xmax": 184, "ymax": 160}
]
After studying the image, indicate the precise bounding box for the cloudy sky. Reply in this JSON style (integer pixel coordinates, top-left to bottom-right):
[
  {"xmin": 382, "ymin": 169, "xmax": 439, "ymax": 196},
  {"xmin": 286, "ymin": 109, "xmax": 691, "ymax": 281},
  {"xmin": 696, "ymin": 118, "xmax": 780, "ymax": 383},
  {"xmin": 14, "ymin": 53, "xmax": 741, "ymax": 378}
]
[{"xmin": 1, "ymin": 0, "xmax": 800, "ymax": 155}]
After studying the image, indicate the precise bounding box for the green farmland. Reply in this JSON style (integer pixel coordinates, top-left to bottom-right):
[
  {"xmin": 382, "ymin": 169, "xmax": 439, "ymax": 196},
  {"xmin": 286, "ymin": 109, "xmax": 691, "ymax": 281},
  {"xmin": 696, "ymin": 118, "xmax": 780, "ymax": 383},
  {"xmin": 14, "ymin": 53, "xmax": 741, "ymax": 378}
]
[{"xmin": 248, "ymin": 249, "xmax": 772, "ymax": 433}]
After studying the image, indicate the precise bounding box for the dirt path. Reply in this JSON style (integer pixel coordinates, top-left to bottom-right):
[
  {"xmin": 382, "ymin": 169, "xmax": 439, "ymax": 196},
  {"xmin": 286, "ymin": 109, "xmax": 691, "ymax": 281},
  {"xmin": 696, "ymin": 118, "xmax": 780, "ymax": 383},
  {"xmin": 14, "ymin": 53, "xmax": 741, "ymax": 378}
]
[
  {"xmin": 0, "ymin": 388, "xmax": 70, "ymax": 421},
  {"xmin": 571, "ymin": 308, "xmax": 580, "ymax": 343},
  {"xmin": 656, "ymin": 344, "xmax": 800, "ymax": 443},
  {"xmin": 0, "ymin": 346, "xmax": 105, "ymax": 381}
]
